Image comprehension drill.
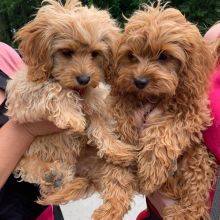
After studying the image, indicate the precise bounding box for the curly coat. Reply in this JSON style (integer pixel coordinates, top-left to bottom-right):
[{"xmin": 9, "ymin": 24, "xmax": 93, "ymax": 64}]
[
  {"xmin": 107, "ymin": 3, "xmax": 218, "ymax": 219},
  {"xmin": 6, "ymin": 0, "xmax": 135, "ymax": 201}
]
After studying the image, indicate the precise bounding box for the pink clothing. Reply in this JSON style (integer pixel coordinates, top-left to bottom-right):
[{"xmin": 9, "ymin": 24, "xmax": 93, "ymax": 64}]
[
  {"xmin": 0, "ymin": 42, "xmax": 23, "ymax": 76},
  {"xmin": 203, "ymin": 67, "xmax": 220, "ymax": 162},
  {"xmin": 36, "ymin": 205, "xmax": 54, "ymax": 220}
]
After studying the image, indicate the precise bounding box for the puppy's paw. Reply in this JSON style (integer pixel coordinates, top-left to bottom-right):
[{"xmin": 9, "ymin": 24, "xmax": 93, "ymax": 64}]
[
  {"xmin": 98, "ymin": 142, "xmax": 136, "ymax": 167},
  {"xmin": 92, "ymin": 206, "xmax": 123, "ymax": 220},
  {"xmin": 68, "ymin": 117, "xmax": 86, "ymax": 133},
  {"xmin": 40, "ymin": 165, "xmax": 73, "ymax": 195},
  {"xmin": 44, "ymin": 170, "xmax": 64, "ymax": 188},
  {"xmin": 138, "ymin": 176, "xmax": 162, "ymax": 195},
  {"xmin": 164, "ymin": 205, "xmax": 195, "ymax": 220},
  {"xmin": 138, "ymin": 170, "xmax": 170, "ymax": 195},
  {"xmin": 53, "ymin": 116, "xmax": 86, "ymax": 133}
]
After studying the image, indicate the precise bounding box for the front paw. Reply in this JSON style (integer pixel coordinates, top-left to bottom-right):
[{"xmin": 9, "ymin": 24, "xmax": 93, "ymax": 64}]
[
  {"xmin": 163, "ymin": 205, "xmax": 194, "ymax": 220},
  {"xmin": 138, "ymin": 166, "xmax": 169, "ymax": 195},
  {"xmin": 138, "ymin": 179, "xmax": 158, "ymax": 195},
  {"xmin": 68, "ymin": 117, "xmax": 86, "ymax": 133},
  {"xmin": 53, "ymin": 116, "xmax": 86, "ymax": 133},
  {"xmin": 92, "ymin": 205, "xmax": 123, "ymax": 220},
  {"xmin": 98, "ymin": 142, "xmax": 136, "ymax": 167}
]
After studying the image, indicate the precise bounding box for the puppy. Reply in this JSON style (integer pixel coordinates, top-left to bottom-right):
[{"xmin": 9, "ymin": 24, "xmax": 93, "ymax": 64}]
[
  {"xmin": 107, "ymin": 3, "xmax": 217, "ymax": 219},
  {"xmin": 6, "ymin": 0, "xmax": 134, "ymax": 199}
]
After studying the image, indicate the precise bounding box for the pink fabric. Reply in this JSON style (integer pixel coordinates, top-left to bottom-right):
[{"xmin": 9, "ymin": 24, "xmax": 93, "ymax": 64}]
[
  {"xmin": 136, "ymin": 209, "xmax": 150, "ymax": 220},
  {"xmin": 203, "ymin": 67, "xmax": 220, "ymax": 207},
  {"xmin": 0, "ymin": 42, "xmax": 23, "ymax": 76},
  {"xmin": 36, "ymin": 205, "xmax": 54, "ymax": 220},
  {"xmin": 203, "ymin": 67, "xmax": 220, "ymax": 162}
]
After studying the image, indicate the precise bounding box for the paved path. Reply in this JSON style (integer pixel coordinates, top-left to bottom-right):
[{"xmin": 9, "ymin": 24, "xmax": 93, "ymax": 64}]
[{"xmin": 61, "ymin": 194, "xmax": 146, "ymax": 220}]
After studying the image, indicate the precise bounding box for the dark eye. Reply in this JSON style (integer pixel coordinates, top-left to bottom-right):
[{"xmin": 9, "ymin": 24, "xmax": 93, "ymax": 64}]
[
  {"xmin": 61, "ymin": 49, "xmax": 74, "ymax": 58},
  {"xmin": 158, "ymin": 52, "xmax": 168, "ymax": 61},
  {"xmin": 91, "ymin": 51, "xmax": 100, "ymax": 58},
  {"xmin": 127, "ymin": 51, "xmax": 138, "ymax": 62}
]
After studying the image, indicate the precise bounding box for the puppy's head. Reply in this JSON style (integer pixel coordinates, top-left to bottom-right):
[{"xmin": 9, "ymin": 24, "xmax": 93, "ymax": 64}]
[
  {"xmin": 113, "ymin": 3, "xmax": 215, "ymax": 102},
  {"xmin": 16, "ymin": 0, "xmax": 120, "ymax": 91}
]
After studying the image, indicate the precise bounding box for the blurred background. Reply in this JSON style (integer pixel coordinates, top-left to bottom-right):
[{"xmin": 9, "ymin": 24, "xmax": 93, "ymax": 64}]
[
  {"xmin": 60, "ymin": 193, "xmax": 146, "ymax": 220},
  {"xmin": 0, "ymin": 0, "xmax": 219, "ymax": 46}
]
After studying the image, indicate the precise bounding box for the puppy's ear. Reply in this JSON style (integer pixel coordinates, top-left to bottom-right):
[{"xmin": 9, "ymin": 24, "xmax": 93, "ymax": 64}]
[
  {"xmin": 102, "ymin": 31, "xmax": 121, "ymax": 86},
  {"xmin": 15, "ymin": 16, "xmax": 53, "ymax": 82},
  {"xmin": 178, "ymin": 30, "xmax": 216, "ymax": 98}
]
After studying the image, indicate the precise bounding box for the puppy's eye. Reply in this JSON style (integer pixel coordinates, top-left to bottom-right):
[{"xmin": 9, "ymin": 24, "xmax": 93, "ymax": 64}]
[
  {"xmin": 61, "ymin": 49, "xmax": 74, "ymax": 58},
  {"xmin": 127, "ymin": 52, "xmax": 138, "ymax": 62},
  {"xmin": 158, "ymin": 52, "xmax": 168, "ymax": 61},
  {"xmin": 91, "ymin": 51, "xmax": 100, "ymax": 58}
]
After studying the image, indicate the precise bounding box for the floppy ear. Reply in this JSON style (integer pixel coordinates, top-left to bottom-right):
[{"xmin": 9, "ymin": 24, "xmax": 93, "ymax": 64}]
[
  {"xmin": 15, "ymin": 15, "xmax": 54, "ymax": 82},
  {"xmin": 101, "ymin": 31, "xmax": 121, "ymax": 86},
  {"xmin": 177, "ymin": 30, "xmax": 216, "ymax": 101}
]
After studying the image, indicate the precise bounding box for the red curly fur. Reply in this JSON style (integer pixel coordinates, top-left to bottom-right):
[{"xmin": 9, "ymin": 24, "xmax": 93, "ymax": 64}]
[{"xmin": 107, "ymin": 3, "xmax": 218, "ymax": 219}]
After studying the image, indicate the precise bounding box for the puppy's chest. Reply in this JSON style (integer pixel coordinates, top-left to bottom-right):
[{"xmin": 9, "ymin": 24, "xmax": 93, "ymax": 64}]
[{"xmin": 132, "ymin": 102, "xmax": 162, "ymax": 130}]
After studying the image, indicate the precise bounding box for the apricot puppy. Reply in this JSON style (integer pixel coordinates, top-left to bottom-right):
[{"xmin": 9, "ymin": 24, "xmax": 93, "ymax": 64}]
[{"xmin": 6, "ymin": 0, "xmax": 134, "ymax": 200}]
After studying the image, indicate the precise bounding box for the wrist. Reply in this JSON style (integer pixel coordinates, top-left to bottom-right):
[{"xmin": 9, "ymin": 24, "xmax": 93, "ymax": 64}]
[
  {"xmin": 0, "ymin": 120, "xmax": 36, "ymax": 187},
  {"xmin": 8, "ymin": 120, "xmax": 36, "ymax": 140},
  {"xmin": 21, "ymin": 122, "xmax": 37, "ymax": 138}
]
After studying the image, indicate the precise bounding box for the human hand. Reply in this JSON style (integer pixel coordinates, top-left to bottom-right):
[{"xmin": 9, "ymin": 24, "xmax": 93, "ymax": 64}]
[
  {"xmin": 0, "ymin": 120, "xmax": 63, "ymax": 188},
  {"xmin": 21, "ymin": 120, "xmax": 64, "ymax": 138},
  {"xmin": 148, "ymin": 192, "xmax": 176, "ymax": 217},
  {"xmin": 204, "ymin": 23, "xmax": 220, "ymax": 43}
]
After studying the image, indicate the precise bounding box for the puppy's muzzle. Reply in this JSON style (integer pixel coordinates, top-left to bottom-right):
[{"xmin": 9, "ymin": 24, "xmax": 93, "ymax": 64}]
[
  {"xmin": 134, "ymin": 77, "xmax": 149, "ymax": 89},
  {"xmin": 76, "ymin": 75, "xmax": 91, "ymax": 86}
]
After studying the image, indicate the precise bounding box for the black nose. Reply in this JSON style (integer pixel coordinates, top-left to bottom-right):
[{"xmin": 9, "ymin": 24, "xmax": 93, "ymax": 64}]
[
  {"xmin": 134, "ymin": 77, "xmax": 149, "ymax": 89},
  {"xmin": 76, "ymin": 75, "xmax": 90, "ymax": 85}
]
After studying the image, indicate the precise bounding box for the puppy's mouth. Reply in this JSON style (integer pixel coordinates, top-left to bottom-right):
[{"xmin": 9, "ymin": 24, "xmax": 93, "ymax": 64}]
[
  {"xmin": 73, "ymin": 87, "xmax": 87, "ymax": 96},
  {"xmin": 49, "ymin": 76, "xmax": 89, "ymax": 96}
]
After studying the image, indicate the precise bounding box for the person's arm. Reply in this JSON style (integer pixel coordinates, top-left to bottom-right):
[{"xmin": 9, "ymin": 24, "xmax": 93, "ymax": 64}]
[
  {"xmin": 0, "ymin": 120, "xmax": 62, "ymax": 188},
  {"xmin": 147, "ymin": 192, "xmax": 176, "ymax": 216},
  {"xmin": 204, "ymin": 22, "xmax": 220, "ymax": 43}
]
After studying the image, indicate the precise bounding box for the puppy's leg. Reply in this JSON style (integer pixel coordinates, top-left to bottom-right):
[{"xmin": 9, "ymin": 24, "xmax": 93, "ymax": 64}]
[
  {"xmin": 87, "ymin": 115, "xmax": 136, "ymax": 167},
  {"xmin": 14, "ymin": 156, "xmax": 73, "ymax": 196},
  {"xmin": 162, "ymin": 146, "xmax": 216, "ymax": 220},
  {"xmin": 7, "ymin": 79, "xmax": 86, "ymax": 133},
  {"xmin": 48, "ymin": 93, "xmax": 86, "ymax": 133},
  {"xmin": 138, "ymin": 119, "xmax": 190, "ymax": 194},
  {"xmin": 38, "ymin": 177, "xmax": 94, "ymax": 205},
  {"xmin": 92, "ymin": 165, "xmax": 135, "ymax": 220}
]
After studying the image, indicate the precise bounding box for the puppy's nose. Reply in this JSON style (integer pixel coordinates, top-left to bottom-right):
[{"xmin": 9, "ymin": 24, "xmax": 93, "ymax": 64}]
[
  {"xmin": 76, "ymin": 75, "xmax": 90, "ymax": 85},
  {"xmin": 134, "ymin": 77, "xmax": 149, "ymax": 89}
]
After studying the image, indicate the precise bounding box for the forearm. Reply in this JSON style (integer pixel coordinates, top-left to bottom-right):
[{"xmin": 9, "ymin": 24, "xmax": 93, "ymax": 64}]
[
  {"xmin": 0, "ymin": 120, "xmax": 34, "ymax": 188},
  {"xmin": 148, "ymin": 193, "xmax": 176, "ymax": 216}
]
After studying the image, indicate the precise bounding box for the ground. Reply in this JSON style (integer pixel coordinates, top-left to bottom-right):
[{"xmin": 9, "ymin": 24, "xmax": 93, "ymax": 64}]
[{"xmin": 61, "ymin": 194, "xmax": 146, "ymax": 220}]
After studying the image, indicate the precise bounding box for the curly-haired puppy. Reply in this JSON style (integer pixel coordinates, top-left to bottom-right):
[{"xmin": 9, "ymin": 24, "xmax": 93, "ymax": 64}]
[
  {"xmin": 106, "ymin": 3, "xmax": 218, "ymax": 220},
  {"xmin": 6, "ymin": 0, "xmax": 134, "ymax": 199}
]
